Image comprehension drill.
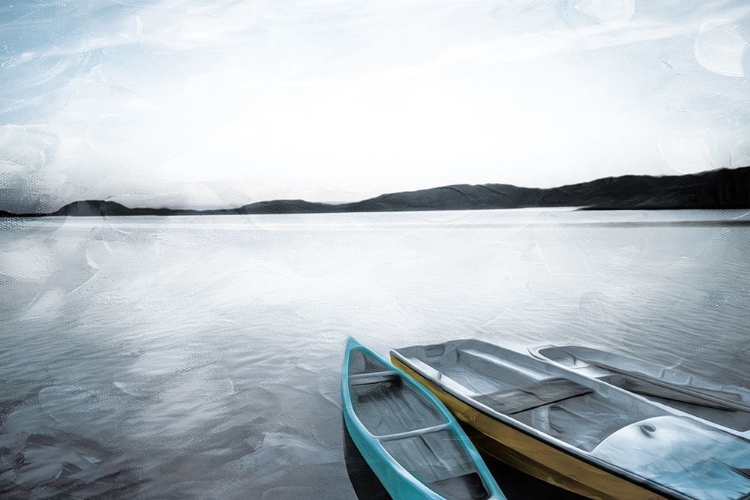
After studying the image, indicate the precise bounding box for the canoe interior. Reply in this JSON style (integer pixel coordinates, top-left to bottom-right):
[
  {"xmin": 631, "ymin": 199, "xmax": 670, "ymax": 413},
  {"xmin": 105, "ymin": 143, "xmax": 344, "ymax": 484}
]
[
  {"xmin": 394, "ymin": 340, "xmax": 750, "ymax": 500},
  {"xmin": 347, "ymin": 347, "xmax": 492, "ymax": 500},
  {"xmin": 539, "ymin": 346, "xmax": 750, "ymax": 433}
]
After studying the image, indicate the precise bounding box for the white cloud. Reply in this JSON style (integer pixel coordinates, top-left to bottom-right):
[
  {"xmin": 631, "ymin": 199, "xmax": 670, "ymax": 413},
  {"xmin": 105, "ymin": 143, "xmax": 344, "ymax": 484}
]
[{"xmin": 695, "ymin": 20, "xmax": 748, "ymax": 77}]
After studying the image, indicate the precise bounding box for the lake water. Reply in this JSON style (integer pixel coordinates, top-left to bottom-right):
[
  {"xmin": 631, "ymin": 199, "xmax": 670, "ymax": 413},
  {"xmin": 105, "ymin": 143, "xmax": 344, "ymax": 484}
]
[{"xmin": 1, "ymin": 209, "xmax": 749, "ymax": 499}]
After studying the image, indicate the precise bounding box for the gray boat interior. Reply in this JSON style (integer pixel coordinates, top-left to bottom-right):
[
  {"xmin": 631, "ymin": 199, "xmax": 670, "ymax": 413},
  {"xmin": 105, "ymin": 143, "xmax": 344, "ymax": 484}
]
[
  {"xmin": 395, "ymin": 340, "xmax": 665, "ymax": 452},
  {"xmin": 347, "ymin": 348, "xmax": 491, "ymax": 500},
  {"xmin": 538, "ymin": 346, "xmax": 750, "ymax": 433}
]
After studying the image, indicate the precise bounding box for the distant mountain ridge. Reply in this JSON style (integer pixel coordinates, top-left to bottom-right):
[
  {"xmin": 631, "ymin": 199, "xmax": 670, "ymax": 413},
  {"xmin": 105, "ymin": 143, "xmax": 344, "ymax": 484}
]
[{"xmin": 1, "ymin": 166, "xmax": 749, "ymax": 217}]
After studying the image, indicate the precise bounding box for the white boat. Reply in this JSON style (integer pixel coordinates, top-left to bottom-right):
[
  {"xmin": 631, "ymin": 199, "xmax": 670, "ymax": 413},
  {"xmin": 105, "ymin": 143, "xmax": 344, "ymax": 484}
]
[
  {"xmin": 391, "ymin": 339, "xmax": 750, "ymax": 500},
  {"xmin": 532, "ymin": 345, "xmax": 750, "ymax": 439}
]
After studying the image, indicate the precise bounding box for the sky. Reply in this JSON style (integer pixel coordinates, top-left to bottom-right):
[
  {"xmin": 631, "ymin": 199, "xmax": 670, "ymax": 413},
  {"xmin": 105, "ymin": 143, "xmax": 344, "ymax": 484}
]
[{"xmin": 1, "ymin": 0, "xmax": 749, "ymax": 212}]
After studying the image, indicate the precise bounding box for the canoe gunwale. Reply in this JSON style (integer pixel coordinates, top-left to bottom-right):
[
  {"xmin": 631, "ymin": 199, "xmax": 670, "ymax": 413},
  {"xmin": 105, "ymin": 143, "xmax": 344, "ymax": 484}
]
[{"xmin": 389, "ymin": 348, "xmax": 691, "ymax": 500}]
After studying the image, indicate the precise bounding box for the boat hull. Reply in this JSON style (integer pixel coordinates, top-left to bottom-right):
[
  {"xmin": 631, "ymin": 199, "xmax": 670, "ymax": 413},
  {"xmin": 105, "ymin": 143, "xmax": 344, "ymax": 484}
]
[{"xmin": 391, "ymin": 356, "xmax": 668, "ymax": 500}]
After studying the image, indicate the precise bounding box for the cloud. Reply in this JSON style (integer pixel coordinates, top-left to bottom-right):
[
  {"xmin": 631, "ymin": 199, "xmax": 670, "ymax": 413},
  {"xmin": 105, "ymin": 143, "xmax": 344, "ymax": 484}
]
[
  {"xmin": 695, "ymin": 19, "xmax": 748, "ymax": 77},
  {"xmin": 0, "ymin": 125, "xmax": 65, "ymax": 212}
]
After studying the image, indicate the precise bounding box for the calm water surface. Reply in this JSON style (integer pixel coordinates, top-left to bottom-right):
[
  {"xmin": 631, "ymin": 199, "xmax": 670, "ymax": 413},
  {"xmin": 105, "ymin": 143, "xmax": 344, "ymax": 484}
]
[{"xmin": 1, "ymin": 209, "xmax": 749, "ymax": 498}]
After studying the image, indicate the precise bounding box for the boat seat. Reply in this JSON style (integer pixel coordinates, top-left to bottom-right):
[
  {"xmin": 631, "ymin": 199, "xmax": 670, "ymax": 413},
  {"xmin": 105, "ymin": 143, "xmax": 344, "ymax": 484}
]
[
  {"xmin": 379, "ymin": 424, "xmax": 450, "ymax": 442},
  {"xmin": 473, "ymin": 378, "xmax": 592, "ymax": 415},
  {"xmin": 349, "ymin": 371, "xmax": 401, "ymax": 386}
]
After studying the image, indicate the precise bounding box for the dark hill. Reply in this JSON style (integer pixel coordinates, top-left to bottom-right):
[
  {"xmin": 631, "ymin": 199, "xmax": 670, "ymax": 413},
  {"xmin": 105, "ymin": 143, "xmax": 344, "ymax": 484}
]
[{"xmin": 1, "ymin": 166, "xmax": 748, "ymax": 217}]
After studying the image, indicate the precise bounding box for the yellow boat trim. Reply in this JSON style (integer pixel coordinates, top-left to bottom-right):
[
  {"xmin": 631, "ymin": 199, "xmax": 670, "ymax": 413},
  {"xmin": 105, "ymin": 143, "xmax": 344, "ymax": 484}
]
[{"xmin": 392, "ymin": 356, "xmax": 669, "ymax": 500}]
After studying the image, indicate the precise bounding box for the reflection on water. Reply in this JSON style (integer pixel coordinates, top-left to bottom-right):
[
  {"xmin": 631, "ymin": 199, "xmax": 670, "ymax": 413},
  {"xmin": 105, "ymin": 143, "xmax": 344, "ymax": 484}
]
[
  {"xmin": 0, "ymin": 209, "xmax": 749, "ymax": 498},
  {"xmin": 343, "ymin": 424, "xmax": 391, "ymax": 500},
  {"xmin": 475, "ymin": 449, "xmax": 586, "ymax": 500}
]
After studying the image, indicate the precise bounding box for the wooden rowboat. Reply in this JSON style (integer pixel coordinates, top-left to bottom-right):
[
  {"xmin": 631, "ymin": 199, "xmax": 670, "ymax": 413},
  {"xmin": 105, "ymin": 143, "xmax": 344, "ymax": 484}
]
[
  {"xmin": 532, "ymin": 345, "xmax": 750, "ymax": 439},
  {"xmin": 391, "ymin": 339, "xmax": 750, "ymax": 500},
  {"xmin": 342, "ymin": 338, "xmax": 506, "ymax": 500}
]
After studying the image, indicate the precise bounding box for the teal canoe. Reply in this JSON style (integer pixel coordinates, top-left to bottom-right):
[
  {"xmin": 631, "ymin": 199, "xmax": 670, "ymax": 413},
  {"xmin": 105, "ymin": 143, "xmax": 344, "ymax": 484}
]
[{"xmin": 342, "ymin": 338, "xmax": 506, "ymax": 500}]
